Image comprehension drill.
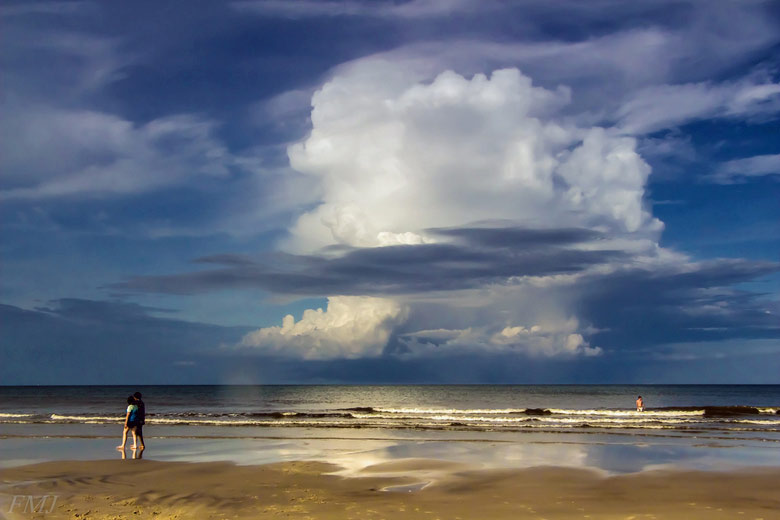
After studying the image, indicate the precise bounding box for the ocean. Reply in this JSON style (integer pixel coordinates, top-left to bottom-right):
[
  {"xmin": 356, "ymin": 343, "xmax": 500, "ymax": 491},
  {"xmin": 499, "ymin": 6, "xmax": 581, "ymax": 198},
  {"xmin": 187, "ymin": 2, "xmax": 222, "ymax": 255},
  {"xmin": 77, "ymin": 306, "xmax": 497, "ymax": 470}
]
[{"xmin": 2, "ymin": 384, "xmax": 779, "ymax": 441}]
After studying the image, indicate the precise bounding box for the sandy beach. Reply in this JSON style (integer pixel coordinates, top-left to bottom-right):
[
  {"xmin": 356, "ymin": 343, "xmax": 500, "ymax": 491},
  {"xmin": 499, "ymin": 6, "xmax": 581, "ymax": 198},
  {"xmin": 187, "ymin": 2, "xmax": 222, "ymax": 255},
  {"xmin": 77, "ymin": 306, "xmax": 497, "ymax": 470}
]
[{"xmin": 2, "ymin": 457, "xmax": 779, "ymax": 520}]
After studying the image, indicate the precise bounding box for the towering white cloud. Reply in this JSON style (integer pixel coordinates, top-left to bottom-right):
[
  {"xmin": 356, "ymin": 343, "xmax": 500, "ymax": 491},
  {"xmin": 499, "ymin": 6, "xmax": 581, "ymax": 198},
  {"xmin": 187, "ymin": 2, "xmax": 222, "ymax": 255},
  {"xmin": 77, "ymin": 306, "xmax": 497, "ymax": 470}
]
[
  {"xmin": 286, "ymin": 64, "xmax": 659, "ymax": 252},
  {"xmin": 239, "ymin": 296, "xmax": 408, "ymax": 359},
  {"xmin": 260, "ymin": 61, "xmax": 672, "ymax": 360}
]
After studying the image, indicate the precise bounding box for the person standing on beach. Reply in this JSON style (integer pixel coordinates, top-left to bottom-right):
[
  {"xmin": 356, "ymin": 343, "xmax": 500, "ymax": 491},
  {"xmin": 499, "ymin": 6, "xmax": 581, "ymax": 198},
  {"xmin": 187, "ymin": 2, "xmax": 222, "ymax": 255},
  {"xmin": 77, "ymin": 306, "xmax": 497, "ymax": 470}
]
[
  {"xmin": 117, "ymin": 396, "xmax": 140, "ymax": 450},
  {"xmin": 133, "ymin": 392, "xmax": 146, "ymax": 449},
  {"xmin": 636, "ymin": 396, "xmax": 644, "ymax": 412}
]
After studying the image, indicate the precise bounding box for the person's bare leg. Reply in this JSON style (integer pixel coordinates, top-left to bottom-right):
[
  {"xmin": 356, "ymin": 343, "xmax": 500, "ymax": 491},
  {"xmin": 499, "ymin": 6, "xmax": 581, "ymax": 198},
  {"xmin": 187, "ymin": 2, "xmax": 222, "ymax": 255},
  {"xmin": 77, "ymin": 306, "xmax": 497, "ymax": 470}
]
[
  {"xmin": 116, "ymin": 427, "xmax": 128, "ymax": 449},
  {"xmin": 136, "ymin": 428, "xmax": 145, "ymax": 449},
  {"xmin": 130, "ymin": 429, "xmax": 138, "ymax": 449}
]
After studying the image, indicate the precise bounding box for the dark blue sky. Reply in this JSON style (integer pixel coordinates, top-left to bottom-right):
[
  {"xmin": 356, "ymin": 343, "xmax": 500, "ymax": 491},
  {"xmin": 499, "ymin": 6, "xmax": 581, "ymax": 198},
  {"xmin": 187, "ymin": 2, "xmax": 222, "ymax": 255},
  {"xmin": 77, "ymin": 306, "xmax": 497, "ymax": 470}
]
[{"xmin": 1, "ymin": 0, "xmax": 779, "ymax": 384}]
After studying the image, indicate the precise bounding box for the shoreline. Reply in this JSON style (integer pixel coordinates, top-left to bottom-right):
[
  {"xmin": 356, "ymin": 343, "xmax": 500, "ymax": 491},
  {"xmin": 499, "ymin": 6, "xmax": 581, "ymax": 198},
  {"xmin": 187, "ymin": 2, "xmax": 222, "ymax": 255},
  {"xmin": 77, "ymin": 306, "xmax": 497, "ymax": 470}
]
[
  {"xmin": 3, "ymin": 428, "xmax": 780, "ymax": 476},
  {"xmin": 2, "ymin": 458, "xmax": 779, "ymax": 519}
]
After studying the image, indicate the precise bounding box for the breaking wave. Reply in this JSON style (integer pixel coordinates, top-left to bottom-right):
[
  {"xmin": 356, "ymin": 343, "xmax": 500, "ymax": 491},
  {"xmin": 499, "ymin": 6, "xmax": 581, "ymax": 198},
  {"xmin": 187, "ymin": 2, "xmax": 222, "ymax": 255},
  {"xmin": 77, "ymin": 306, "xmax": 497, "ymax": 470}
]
[{"xmin": 0, "ymin": 405, "xmax": 776, "ymax": 442}]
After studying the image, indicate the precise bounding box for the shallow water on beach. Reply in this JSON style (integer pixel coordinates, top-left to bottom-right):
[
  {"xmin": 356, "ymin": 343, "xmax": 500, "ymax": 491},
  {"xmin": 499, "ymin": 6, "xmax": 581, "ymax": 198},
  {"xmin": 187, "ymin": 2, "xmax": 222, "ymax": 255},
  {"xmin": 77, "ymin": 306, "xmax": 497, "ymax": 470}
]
[{"xmin": 1, "ymin": 428, "xmax": 779, "ymax": 474}]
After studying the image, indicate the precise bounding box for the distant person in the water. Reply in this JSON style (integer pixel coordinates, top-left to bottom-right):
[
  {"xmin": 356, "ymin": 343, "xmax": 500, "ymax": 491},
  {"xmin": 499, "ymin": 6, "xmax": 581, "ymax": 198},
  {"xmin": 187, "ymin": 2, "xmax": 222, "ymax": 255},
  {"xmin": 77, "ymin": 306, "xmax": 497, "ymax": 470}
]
[
  {"xmin": 117, "ymin": 395, "xmax": 141, "ymax": 450},
  {"xmin": 133, "ymin": 392, "xmax": 145, "ymax": 449},
  {"xmin": 636, "ymin": 395, "xmax": 644, "ymax": 412}
]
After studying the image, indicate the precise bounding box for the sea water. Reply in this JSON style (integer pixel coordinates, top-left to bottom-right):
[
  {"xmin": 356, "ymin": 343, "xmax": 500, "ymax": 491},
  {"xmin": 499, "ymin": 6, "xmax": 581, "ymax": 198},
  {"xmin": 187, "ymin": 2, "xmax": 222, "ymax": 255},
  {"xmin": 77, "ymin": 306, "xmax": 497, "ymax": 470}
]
[{"xmin": 2, "ymin": 384, "xmax": 778, "ymax": 437}]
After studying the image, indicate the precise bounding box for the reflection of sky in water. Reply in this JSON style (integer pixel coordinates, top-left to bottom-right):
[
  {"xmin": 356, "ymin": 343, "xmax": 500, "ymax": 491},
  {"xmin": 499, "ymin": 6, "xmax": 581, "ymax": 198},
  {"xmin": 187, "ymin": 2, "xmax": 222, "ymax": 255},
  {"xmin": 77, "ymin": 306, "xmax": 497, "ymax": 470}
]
[
  {"xmin": 335, "ymin": 440, "xmax": 780, "ymax": 474},
  {"xmin": 2, "ymin": 434, "xmax": 779, "ymax": 475}
]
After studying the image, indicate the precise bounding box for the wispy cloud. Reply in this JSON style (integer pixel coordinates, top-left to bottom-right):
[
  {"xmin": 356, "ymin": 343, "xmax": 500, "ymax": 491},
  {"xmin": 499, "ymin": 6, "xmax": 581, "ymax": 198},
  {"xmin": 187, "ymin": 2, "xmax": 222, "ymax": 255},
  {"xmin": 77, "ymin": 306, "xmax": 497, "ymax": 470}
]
[
  {"xmin": 1, "ymin": 110, "xmax": 233, "ymax": 200},
  {"xmin": 616, "ymin": 77, "xmax": 780, "ymax": 135},
  {"xmin": 709, "ymin": 154, "xmax": 780, "ymax": 184},
  {"xmin": 231, "ymin": 0, "xmax": 492, "ymax": 19},
  {"xmin": 0, "ymin": 1, "xmax": 94, "ymax": 17}
]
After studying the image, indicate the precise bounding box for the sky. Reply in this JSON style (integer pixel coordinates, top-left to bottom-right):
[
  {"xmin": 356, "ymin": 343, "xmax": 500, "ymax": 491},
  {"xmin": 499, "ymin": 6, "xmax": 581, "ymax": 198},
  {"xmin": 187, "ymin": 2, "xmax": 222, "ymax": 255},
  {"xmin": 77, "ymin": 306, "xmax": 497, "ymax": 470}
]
[{"xmin": 1, "ymin": 0, "xmax": 779, "ymax": 385}]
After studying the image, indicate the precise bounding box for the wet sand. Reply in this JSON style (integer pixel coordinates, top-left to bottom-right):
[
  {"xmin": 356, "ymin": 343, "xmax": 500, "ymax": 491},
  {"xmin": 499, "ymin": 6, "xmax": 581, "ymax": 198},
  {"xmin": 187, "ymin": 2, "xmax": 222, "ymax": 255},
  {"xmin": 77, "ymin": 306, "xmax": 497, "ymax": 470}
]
[{"xmin": 2, "ymin": 457, "xmax": 779, "ymax": 519}]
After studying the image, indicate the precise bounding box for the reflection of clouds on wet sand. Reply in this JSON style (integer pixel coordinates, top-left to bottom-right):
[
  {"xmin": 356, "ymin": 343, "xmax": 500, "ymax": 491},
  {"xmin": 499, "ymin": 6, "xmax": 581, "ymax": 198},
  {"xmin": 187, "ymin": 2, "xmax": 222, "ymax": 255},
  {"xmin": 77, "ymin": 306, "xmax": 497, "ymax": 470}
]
[
  {"xmin": 298, "ymin": 439, "xmax": 602, "ymax": 479},
  {"xmin": 639, "ymin": 447, "xmax": 780, "ymax": 473},
  {"xmin": 356, "ymin": 441, "xmax": 593, "ymax": 472},
  {"xmin": 327, "ymin": 457, "xmax": 472, "ymax": 491},
  {"xmin": 304, "ymin": 438, "xmax": 780, "ymax": 476},
  {"xmin": 2, "ymin": 433, "xmax": 780, "ymax": 476}
]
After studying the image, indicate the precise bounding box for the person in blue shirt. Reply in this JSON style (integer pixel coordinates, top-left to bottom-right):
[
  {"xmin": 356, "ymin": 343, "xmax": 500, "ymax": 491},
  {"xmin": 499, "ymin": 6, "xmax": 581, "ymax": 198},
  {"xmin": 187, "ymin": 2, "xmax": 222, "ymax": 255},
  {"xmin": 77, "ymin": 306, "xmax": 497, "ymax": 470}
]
[{"xmin": 117, "ymin": 395, "xmax": 140, "ymax": 450}]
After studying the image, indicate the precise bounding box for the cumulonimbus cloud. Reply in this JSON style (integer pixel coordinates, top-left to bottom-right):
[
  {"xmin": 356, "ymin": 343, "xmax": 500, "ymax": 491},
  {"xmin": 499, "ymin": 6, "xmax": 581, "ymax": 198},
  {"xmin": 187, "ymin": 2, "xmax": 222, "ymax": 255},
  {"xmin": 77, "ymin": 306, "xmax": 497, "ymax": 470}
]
[
  {"xmin": 262, "ymin": 64, "xmax": 662, "ymax": 359},
  {"xmin": 113, "ymin": 59, "xmax": 779, "ymax": 362}
]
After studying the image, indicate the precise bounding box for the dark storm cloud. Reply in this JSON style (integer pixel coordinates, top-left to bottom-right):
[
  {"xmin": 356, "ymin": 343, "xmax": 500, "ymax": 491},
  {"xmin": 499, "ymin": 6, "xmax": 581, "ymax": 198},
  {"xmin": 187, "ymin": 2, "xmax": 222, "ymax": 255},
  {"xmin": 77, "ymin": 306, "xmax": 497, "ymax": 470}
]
[
  {"xmin": 429, "ymin": 226, "xmax": 605, "ymax": 248},
  {"xmin": 578, "ymin": 259, "xmax": 780, "ymax": 349},
  {"xmin": 193, "ymin": 254, "xmax": 261, "ymax": 267},
  {"xmin": 0, "ymin": 298, "xmax": 600, "ymax": 385},
  {"xmin": 113, "ymin": 226, "xmax": 625, "ymax": 296},
  {"xmin": 112, "ymin": 224, "xmax": 780, "ymax": 355},
  {"xmin": 0, "ymin": 299, "xmax": 251, "ymax": 385},
  {"xmin": 3, "ymin": 298, "xmax": 778, "ymax": 385}
]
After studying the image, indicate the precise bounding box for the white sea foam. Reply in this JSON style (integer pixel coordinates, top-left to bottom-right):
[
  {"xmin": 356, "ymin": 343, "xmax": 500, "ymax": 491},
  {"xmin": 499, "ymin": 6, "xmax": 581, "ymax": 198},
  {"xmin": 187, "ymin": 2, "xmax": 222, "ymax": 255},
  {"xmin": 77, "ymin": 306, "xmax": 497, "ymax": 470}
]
[
  {"xmin": 353, "ymin": 413, "xmax": 534, "ymax": 422},
  {"xmin": 726, "ymin": 419, "xmax": 780, "ymax": 425},
  {"xmin": 539, "ymin": 416, "xmax": 698, "ymax": 425},
  {"xmin": 355, "ymin": 412, "xmax": 704, "ymax": 426},
  {"xmin": 375, "ymin": 407, "xmax": 708, "ymax": 417},
  {"xmin": 547, "ymin": 408, "xmax": 705, "ymax": 417},
  {"xmin": 50, "ymin": 414, "xmax": 121, "ymax": 423},
  {"xmin": 2, "ymin": 408, "xmax": 773, "ymax": 436},
  {"xmin": 426, "ymin": 415, "xmax": 535, "ymax": 423},
  {"xmin": 375, "ymin": 408, "xmax": 527, "ymax": 415},
  {"xmin": 145, "ymin": 417, "xmax": 400, "ymax": 428}
]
